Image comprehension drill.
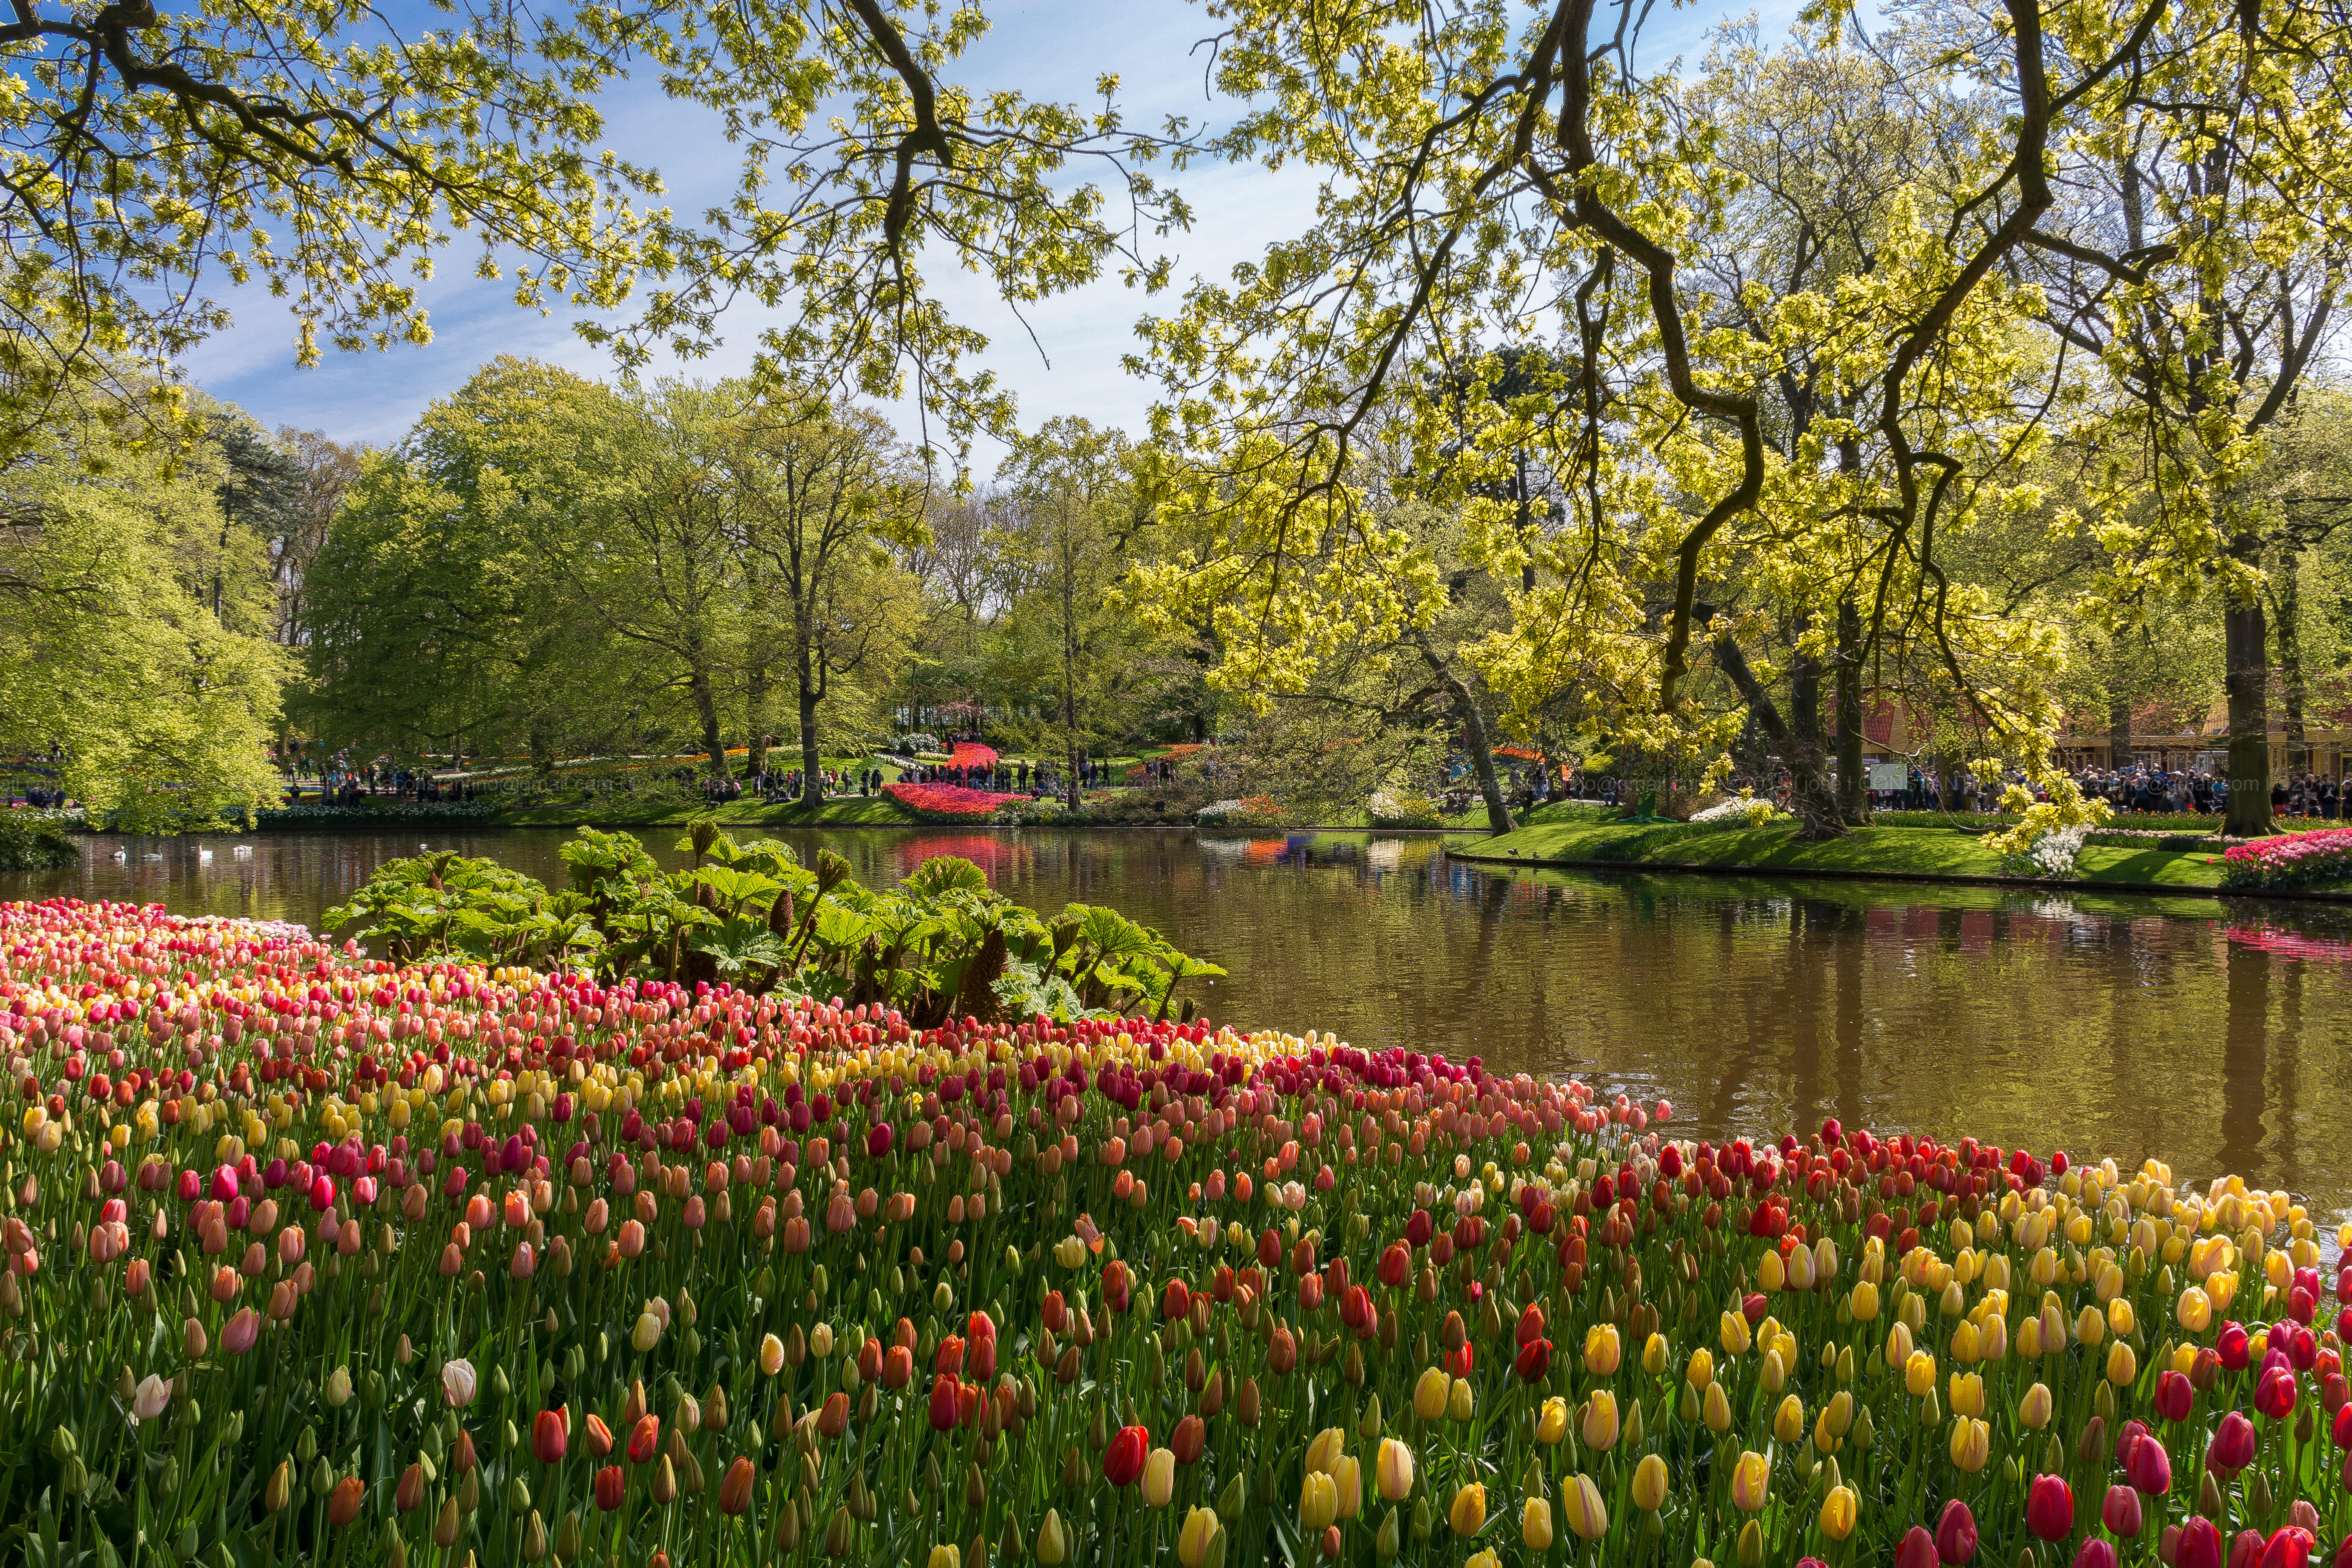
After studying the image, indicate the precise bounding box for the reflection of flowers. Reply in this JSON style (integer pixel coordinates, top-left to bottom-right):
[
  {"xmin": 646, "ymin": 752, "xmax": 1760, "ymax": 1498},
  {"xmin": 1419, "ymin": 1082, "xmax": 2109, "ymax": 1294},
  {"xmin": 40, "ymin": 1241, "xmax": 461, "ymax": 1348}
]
[{"xmin": 2225, "ymin": 926, "xmax": 2352, "ymax": 963}]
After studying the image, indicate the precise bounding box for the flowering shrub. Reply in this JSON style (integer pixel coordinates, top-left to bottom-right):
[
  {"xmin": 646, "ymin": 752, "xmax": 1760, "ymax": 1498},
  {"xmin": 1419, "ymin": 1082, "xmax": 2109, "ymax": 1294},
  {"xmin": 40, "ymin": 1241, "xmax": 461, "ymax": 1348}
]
[
  {"xmin": 1195, "ymin": 795, "xmax": 1288, "ymax": 830},
  {"xmin": 1688, "ymin": 791, "xmax": 1783, "ymax": 827},
  {"xmin": 882, "ymin": 780, "xmax": 1024, "ymax": 823},
  {"xmin": 2220, "ymin": 828, "xmax": 2352, "ymax": 890},
  {"xmin": 0, "ymin": 896, "xmax": 2345, "ymax": 1568},
  {"xmin": 258, "ymin": 800, "xmax": 501, "ymax": 825},
  {"xmin": 1998, "ymin": 822, "xmax": 2091, "ymax": 880},
  {"xmin": 1367, "ymin": 788, "xmax": 1441, "ymax": 828},
  {"xmin": 947, "ymin": 742, "xmax": 999, "ymax": 771}
]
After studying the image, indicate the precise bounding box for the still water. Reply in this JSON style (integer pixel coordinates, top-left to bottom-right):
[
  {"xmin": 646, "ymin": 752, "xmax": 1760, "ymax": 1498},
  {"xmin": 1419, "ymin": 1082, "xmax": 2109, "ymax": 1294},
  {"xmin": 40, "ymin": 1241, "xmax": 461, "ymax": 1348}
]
[{"xmin": 9, "ymin": 826, "xmax": 2352, "ymax": 1221}]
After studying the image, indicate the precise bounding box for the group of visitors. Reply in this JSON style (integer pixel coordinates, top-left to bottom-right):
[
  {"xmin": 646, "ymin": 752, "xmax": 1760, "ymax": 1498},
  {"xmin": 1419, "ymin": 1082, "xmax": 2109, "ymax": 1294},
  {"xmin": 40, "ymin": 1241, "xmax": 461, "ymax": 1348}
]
[
  {"xmin": 2075, "ymin": 765, "xmax": 2343, "ymax": 820},
  {"xmin": 737, "ymin": 766, "xmax": 882, "ymax": 802}
]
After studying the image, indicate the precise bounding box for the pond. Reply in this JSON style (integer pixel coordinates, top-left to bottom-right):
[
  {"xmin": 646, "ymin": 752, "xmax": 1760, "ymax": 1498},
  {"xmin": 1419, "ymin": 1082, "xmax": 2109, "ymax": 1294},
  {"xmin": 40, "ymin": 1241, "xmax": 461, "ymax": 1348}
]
[{"xmin": 9, "ymin": 824, "xmax": 2352, "ymax": 1224}]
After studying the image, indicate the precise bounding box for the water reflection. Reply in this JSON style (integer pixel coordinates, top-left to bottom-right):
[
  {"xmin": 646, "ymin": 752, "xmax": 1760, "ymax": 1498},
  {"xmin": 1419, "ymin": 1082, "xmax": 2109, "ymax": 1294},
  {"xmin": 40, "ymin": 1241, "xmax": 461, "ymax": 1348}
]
[{"xmin": 7, "ymin": 825, "xmax": 2352, "ymax": 1220}]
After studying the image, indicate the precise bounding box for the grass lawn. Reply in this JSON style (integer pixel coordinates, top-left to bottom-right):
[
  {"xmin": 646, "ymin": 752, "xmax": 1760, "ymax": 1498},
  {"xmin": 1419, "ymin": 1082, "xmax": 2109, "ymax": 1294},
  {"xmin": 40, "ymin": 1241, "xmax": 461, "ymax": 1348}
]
[{"xmin": 1445, "ymin": 818, "xmax": 2230, "ymax": 891}]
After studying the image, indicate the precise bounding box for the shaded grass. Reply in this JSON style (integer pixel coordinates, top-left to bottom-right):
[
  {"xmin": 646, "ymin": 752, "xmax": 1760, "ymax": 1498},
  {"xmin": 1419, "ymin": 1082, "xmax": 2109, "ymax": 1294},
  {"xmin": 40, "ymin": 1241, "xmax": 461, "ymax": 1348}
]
[{"xmin": 1446, "ymin": 820, "xmax": 2228, "ymax": 890}]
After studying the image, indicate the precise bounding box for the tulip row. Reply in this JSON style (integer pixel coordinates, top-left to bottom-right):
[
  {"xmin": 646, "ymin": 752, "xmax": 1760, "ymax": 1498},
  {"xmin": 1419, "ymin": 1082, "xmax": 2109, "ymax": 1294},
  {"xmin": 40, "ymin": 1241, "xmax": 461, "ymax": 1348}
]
[{"xmin": 1, "ymin": 894, "xmax": 2348, "ymax": 1568}]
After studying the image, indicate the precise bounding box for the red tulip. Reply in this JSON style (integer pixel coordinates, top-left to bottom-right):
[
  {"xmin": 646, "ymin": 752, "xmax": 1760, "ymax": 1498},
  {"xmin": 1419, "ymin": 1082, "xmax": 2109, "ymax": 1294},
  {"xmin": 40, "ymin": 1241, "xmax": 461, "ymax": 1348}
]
[
  {"xmin": 1162, "ymin": 1277, "xmax": 1192, "ymax": 1323},
  {"xmin": 883, "ymin": 1345, "xmax": 913, "ymax": 1389},
  {"xmin": 2258, "ymin": 1366, "xmax": 2299, "ymax": 1420},
  {"xmin": 1378, "ymin": 1241, "xmax": 1410, "ymax": 1288},
  {"xmin": 585, "ymin": 1414, "xmax": 613, "ymax": 1458},
  {"xmin": 1937, "ymin": 1499, "xmax": 1979, "ymax": 1565},
  {"xmin": 2335, "ymin": 1405, "xmax": 2352, "ymax": 1450},
  {"xmin": 626, "ymin": 1414, "xmax": 660, "ymax": 1465},
  {"xmin": 1173, "ymin": 1414, "xmax": 1205, "ymax": 1466},
  {"xmin": 2208, "ymin": 1411, "xmax": 2257, "ymax": 1474},
  {"xmin": 1898, "ymin": 1527, "xmax": 1938, "ymax": 1568},
  {"xmin": 1340, "ymin": 1285, "xmax": 1376, "ymax": 1339},
  {"xmin": 819, "ymin": 1390, "xmax": 851, "ymax": 1437},
  {"xmin": 929, "ymin": 1374, "xmax": 963, "ymax": 1432},
  {"xmin": 2176, "ymin": 1519, "xmax": 2224, "ymax": 1568},
  {"xmin": 2102, "ymin": 1484, "xmax": 2143, "ymax": 1539},
  {"xmin": 2155, "ymin": 1369, "xmax": 2194, "ymax": 1423},
  {"xmin": 1103, "ymin": 1261, "xmax": 1131, "ymax": 1314},
  {"xmin": 858, "ymin": 1338, "xmax": 883, "ymax": 1384},
  {"xmin": 719, "ymin": 1456, "xmax": 757, "ymax": 1516},
  {"xmin": 1404, "ymin": 1209, "xmax": 1432, "ymax": 1249},
  {"xmin": 1298, "ymin": 1274, "xmax": 1324, "ymax": 1311},
  {"xmin": 865, "ymin": 1123, "xmax": 894, "ymax": 1159},
  {"xmin": 594, "ymin": 1465, "xmax": 625, "ymax": 1512},
  {"xmin": 1042, "ymin": 1290, "xmax": 1069, "ymax": 1334},
  {"xmin": 1503, "ymin": 1300, "xmax": 1537, "ymax": 1348},
  {"xmin": 2265, "ymin": 1530, "xmax": 2317, "ymax": 1568},
  {"xmin": 2219, "ymin": 1322, "xmax": 2252, "ymax": 1371},
  {"xmin": 1103, "ymin": 1424, "xmax": 1149, "ymax": 1487},
  {"xmin": 2074, "ymin": 1543, "xmax": 2117, "ymax": 1568},
  {"xmin": 2125, "ymin": 1432, "xmax": 2172, "ymax": 1495},
  {"xmin": 2025, "ymin": 1475, "xmax": 2073, "ymax": 1543},
  {"xmin": 327, "ymin": 1476, "xmax": 366, "ymax": 1528},
  {"xmin": 936, "ymin": 1335, "xmax": 966, "ymax": 1377},
  {"xmin": 1514, "ymin": 1337, "xmax": 1552, "ymax": 1383},
  {"xmin": 532, "ymin": 1409, "xmax": 568, "ymax": 1464}
]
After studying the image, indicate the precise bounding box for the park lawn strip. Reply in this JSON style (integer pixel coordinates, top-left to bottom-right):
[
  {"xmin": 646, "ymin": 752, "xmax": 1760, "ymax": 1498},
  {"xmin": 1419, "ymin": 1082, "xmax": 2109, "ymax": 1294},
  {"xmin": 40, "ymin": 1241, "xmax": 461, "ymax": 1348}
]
[{"xmin": 1448, "ymin": 820, "xmax": 2228, "ymax": 890}]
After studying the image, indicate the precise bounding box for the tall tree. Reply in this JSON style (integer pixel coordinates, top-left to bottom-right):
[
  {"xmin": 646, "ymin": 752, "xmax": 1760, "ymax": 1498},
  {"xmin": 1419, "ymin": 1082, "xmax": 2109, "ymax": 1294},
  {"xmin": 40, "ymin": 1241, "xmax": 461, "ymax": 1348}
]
[{"xmin": 718, "ymin": 390, "xmax": 926, "ymax": 803}]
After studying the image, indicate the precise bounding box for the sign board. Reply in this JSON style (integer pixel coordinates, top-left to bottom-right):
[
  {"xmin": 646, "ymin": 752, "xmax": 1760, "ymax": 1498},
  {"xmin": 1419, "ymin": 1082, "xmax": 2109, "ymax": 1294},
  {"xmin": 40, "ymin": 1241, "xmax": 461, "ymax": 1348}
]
[{"xmin": 1868, "ymin": 762, "xmax": 1909, "ymax": 791}]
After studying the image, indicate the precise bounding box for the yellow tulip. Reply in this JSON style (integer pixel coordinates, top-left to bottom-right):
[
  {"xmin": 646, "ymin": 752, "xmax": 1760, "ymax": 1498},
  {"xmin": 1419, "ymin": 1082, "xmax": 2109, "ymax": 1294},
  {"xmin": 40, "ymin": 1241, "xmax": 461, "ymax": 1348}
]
[
  {"xmin": 1730, "ymin": 1450, "xmax": 1770, "ymax": 1513},
  {"xmin": 1686, "ymin": 1348, "xmax": 1715, "ymax": 1390},
  {"xmin": 1703, "ymin": 1383, "xmax": 1733, "ymax": 1433},
  {"xmin": 1883, "ymin": 1320, "xmax": 1914, "ymax": 1370},
  {"xmin": 1582, "ymin": 1390, "xmax": 1620, "ymax": 1451},
  {"xmin": 1633, "ymin": 1453, "xmax": 1670, "ymax": 1512},
  {"xmin": 1978, "ymin": 1312, "xmax": 2009, "ymax": 1361},
  {"xmin": 1299, "ymin": 1472, "xmax": 1338, "ymax": 1532},
  {"xmin": 1564, "ymin": 1474, "xmax": 1608, "ymax": 1542},
  {"xmin": 1760, "ymin": 1347, "xmax": 1788, "ymax": 1394},
  {"xmin": 1759, "ymin": 1250, "xmax": 1786, "ymax": 1293},
  {"xmin": 2109, "ymin": 1298, "xmax": 2135, "ymax": 1337},
  {"xmin": 2017, "ymin": 1382, "xmax": 2053, "ymax": 1430},
  {"xmin": 1524, "ymin": 1494, "xmax": 1558, "ymax": 1550},
  {"xmin": 2176, "ymin": 1286, "xmax": 2212, "ymax": 1332},
  {"xmin": 1375, "ymin": 1438, "xmax": 1415, "ymax": 1502},
  {"xmin": 1535, "ymin": 1397, "xmax": 1568, "ymax": 1445},
  {"xmin": 1720, "ymin": 1312, "xmax": 1752, "ymax": 1356},
  {"xmin": 1413, "ymin": 1367, "xmax": 1450, "ymax": 1421},
  {"xmin": 1850, "ymin": 1280, "xmax": 1881, "ymax": 1321},
  {"xmin": 1585, "ymin": 1323, "xmax": 1622, "ymax": 1376},
  {"xmin": 1643, "ymin": 1332, "xmax": 1669, "ymax": 1376},
  {"xmin": 2107, "ymin": 1341, "xmax": 2138, "ymax": 1387},
  {"xmin": 1818, "ymin": 1485, "xmax": 1858, "ymax": 1542},
  {"xmin": 2076, "ymin": 1305, "xmax": 2106, "ymax": 1349},
  {"xmin": 1305, "ymin": 1428, "xmax": 1345, "ymax": 1477},
  {"xmin": 1178, "ymin": 1507, "xmax": 1221, "ymax": 1568},
  {"xmin": 1037, "ymin": 1509, "xmax": 1070, "ymax": 1566},
  {"xmin": 1949, "ymin": 1319, "xmax": 1981, "ymax": 1364},
  {"xmin": 1904, "ymin": 1350, "xmax": 1937, "ymax": 1398},
  {"xmin": 1948, "ymin": 1372, "xmax": 1984, "ymax": 1419},
  {"xmin": 1448, "ymin": 1377, "xmax": 1476, "ymax": 1423},
  {"xmin": 1948, "ymin": 1417, "xmax": 1990, "ymax": 1473},
  {"xmin": 1143, "ymin": 1448, "xmax": 1176, "ymax": 1508},
  {"xmin": 1467, "ymin": 1553, "xmax": 1501, "ymax": 1568},
  {"xmin": 1450, "ymin": 1483, "xmax": 1487, "ymax": 1537},
  {"xmin": 1772, "ymin": 1394, "xmax": 1804, "ymax": 1445}
]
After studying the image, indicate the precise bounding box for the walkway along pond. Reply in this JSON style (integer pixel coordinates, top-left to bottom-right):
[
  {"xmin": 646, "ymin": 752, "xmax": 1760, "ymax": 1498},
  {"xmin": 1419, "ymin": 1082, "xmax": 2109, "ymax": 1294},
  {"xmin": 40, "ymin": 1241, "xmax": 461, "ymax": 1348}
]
[{"xmin": 7, "ymin": 824, "xmax": 2349, "ymax": 1220}]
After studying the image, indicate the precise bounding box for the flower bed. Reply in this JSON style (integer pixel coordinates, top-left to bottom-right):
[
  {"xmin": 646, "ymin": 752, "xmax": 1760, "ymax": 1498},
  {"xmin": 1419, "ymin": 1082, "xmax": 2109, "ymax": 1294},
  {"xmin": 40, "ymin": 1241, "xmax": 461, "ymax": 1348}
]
[
  {"xmin": 882, "ymin": 780, "xmax": 1024, "ymax": 823},
  {"xmin": 258, "ymin": 800, "xmax": 502, "ymax": 826},
  {"xmin": 948, "ymin": 742, "xmax": 999, "ymax": 771},
  {"xmin": 2221, "ymin": 828, "xmax": 2352, "ymax": 891},
  {"xmin": 0, "ymin": 897, "xmax": 2345, "ymax": 1568}
]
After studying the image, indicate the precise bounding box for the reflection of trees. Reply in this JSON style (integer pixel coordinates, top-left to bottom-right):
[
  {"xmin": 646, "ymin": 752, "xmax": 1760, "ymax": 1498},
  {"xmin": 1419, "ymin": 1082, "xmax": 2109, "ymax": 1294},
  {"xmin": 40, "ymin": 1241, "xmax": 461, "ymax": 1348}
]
[{"xmin": 2219, "ymin": 940, "xmax": 2271, "ymax": 1184}]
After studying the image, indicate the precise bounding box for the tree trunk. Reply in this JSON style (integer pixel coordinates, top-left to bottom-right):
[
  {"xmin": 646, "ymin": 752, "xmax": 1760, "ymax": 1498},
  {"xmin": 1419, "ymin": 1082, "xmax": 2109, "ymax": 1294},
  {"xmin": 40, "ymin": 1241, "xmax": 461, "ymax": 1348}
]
[
  {"xmin": 746, "ymin": 657, "xmax": 772, "ymax": 780},
  {"xmin": 528, "ymin": 726, "xmax": 555, "ymax": 781},
  {"xmin": 2223, "ymin": 579, "xmax": 2274, "ymax": 837},
  {"xmin": 1713, "ymin": 629, "xmax": 1842, "ymax": 838},
  {"xmin": 1413, "ymin": 629, "xmax": 1514, "ymax": 834},
  {"xmin": 2275, "ymin": 550, "xmax": 2307, "ymax": 775},
  {"xmin": 798, "ymin": 684, "xmax": 824, "ymax": 809},
  {"xmin": 1835, "ymin": 599, "xmax": 1867, "ymax": 826},
  {"xmin": 688, "ymin": 654, "xmax": 726, "ymax": 780},
  {"xmin": 2108, "ymin": 673, "xmax": 2131, "ymax": 777}
]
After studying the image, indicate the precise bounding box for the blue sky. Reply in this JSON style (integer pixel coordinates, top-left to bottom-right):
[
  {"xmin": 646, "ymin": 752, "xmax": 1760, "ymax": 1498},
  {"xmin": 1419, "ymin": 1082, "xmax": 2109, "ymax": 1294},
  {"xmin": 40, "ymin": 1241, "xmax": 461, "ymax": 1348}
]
[{"xmin": 181, "ymin": 0, "xmax": 1788, "ymax": 456}]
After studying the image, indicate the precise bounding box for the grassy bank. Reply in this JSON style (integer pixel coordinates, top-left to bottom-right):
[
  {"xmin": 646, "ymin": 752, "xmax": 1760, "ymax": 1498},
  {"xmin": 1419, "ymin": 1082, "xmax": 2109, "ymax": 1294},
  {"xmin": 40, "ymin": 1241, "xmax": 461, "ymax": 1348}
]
[{"xmin": 1448, "ymin": 817, "xmax": 2234, "ymax": 891}]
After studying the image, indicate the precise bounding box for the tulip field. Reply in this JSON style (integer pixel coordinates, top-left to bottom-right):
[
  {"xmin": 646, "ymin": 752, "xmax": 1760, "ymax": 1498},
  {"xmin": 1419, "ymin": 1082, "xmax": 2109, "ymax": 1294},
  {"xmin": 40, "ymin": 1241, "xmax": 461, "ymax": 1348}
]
[{"xmin": 3, "ymin": 897, "xmax": 2348, "ymax": 1568}]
